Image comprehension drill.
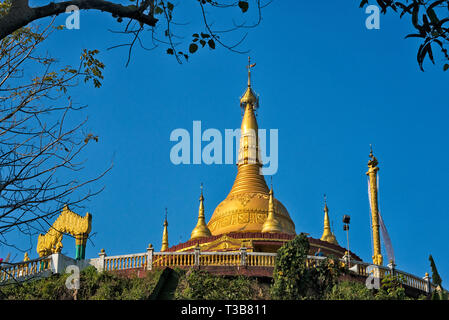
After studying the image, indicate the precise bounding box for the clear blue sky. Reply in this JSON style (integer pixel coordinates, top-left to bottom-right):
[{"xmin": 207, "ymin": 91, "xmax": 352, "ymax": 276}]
[{"xmin": 4, "ymin": 1, "xmax": 448, "ymax": 283}]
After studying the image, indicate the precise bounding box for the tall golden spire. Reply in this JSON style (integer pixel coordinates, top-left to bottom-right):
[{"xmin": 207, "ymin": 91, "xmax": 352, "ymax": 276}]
[
  {"xmin": 191, "ymin": 183, "xmax": 212, "ymax": 240},
  {"xmin": 207, "ymin": 59, "xmax": 296, "ymax": 235},
  {"xmin": 262, "ymin": 183, "xmax": 283, "ymax": 233},
  {"xmin": 367, "ymin": 146, "xmax": 383, "ymax": 265},
  {"xmin": 161, "ymin": 209, "xmax": 169, "ymax": 252},
  {"xmin": 320, "ymin": 194, "xmax": 339, "ymax": 245}
]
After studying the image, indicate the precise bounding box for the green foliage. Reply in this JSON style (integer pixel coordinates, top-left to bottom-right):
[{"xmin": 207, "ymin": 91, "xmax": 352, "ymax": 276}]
[
  {"xmin": 81, "ymin": 49, "xmax": 105, "ymax": 88},
  {"xmin": 270, "ymin": 233, "xmax": 345, "ymax": 300},
  {"xmin": 374, "ymin": 274, "xmax": 410, "ymax": 300},
  {"xmin": 0, "ymin": 1, "xmax": 11, "ymax": 17},
  {"xmin": 431, "ymin": 289, "xmax": 448, "ymax": 300},
  {"xmin": 325, "ymin": 280, "xmax": 374, "ymax": 300},
  {"xmin": 360, "ymin": 0, "xmax": 449, "ymax": 71},
  {"xmin": 174, "ymin": 269, "xmax": 268, "ymax": 300},
  {"xmin": 429, "ymin": 254, "xmax": 442, "ymax": 287},
  {"xmin": 0, "ymin": 266, "xmax": 163, "ymax": 300}
]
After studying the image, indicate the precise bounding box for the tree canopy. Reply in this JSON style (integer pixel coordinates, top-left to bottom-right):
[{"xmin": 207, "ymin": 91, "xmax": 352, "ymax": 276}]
[{"xmin": 0, "ymin": 0, "xmax": 266, "ymax": 65}]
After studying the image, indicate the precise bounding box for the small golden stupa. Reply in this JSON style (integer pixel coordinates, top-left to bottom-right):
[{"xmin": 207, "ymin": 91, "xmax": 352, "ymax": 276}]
[
  {"xmin": 320, "ymin": 195, "xmax": 339, "ymax": 246},
  {"xmin": 190, "ymin": 184, "xmax": 212, "ymax": 240}
]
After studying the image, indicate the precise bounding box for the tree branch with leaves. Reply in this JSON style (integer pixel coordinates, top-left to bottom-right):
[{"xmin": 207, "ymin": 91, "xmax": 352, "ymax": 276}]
[
  {"xmin": 0, "ymin": 19, "xmax": 110, "ymax": 254},
  {"xmin": 0, "ymin": 0, "xmax": 266, "ymax": 66},
  {"xmin": 360, "ymin": 0, "xmax": 449, "ymax": 71}
]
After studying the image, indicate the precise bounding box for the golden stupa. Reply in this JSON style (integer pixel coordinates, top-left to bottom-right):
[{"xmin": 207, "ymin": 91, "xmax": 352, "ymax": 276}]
[
  {"xmin": 164, "ymin": 58, "xmax": 359, "ymax": 261},
  {"xmin": 320, "ymin": 196, "xmax": 339, "ymax": 246},
  {"xmin": 207, "ymin": 58, "xmax": 295, "ymax": 236}
]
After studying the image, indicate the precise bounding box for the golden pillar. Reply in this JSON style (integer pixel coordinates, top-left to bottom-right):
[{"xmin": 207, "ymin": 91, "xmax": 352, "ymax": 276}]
[
  {"xmin": 161, "ymin": 209, "xmax": 169, "ymax": 252},
  {"xmin": 367, "ymin": 147, "xmax": 383, "ymax": 265}
]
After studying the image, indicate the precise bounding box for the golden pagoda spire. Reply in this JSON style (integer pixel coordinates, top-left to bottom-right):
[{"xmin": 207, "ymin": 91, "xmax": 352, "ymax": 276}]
[
  {"xmin": 191, "ymin": 183, "xmax": 212, "ymax": 240},
  {"xmin": 262, "ymin": 182, "xmax": 283, "ymax": 233},
  {"xmin": 367, "ymin": 145, "xmax": 383, "ymax": 265},
  {"xmin": 161, "ymin": 208, "xmax": 169, "ymax": 252},
  {"xmin": 207, "ymin": 58, "xmax": 295, "ymax": 236},
  {"xmin": 320, "ymin": 194, "xmax": 339, "ymax": 245}
]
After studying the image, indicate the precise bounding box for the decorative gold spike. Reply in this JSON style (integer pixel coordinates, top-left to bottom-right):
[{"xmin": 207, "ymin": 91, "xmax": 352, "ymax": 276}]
[
  {"xmin": 240, "ymin": 57, "xmax": 258, "ymax": 108},
  {"xmin": 191, "ymin": 184, "xmax": 212, "ymax": 240},
  {"xmin": 262, "ymin": 185, "xmax": 283, "ymax": 233},
  {"xmin": 161, "ymin": 209, "xmax": 169, "ymax": 252},
  {"xmin": 207, "ymin": 60, "xmax": 295, "ymax": 236},
  {"xmin": 367, "ymin": 147, "xmax": 383, "ymax": 265},
  {"xmin": 320, "ymin": 195, "xmax": 339, "ymax": 245}
]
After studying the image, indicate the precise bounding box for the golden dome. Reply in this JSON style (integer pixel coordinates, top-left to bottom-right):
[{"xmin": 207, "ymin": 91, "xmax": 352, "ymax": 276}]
[
  {"xmin": 240, "ymin": 87, "xmax": 258, "ymax": 107},
  {"xmin": 207, "ymin": 164, "xmax": 295, "ymax": 235},
  {"xmin": 207, "ymin": 59, "xmax": 295, "ymax": 236}
]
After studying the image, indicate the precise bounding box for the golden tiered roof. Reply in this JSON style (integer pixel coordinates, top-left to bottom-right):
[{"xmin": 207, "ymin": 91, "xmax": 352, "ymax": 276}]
[{"xmin": 207, "ymin": 58, "xmax": 295, "ymax": 236}]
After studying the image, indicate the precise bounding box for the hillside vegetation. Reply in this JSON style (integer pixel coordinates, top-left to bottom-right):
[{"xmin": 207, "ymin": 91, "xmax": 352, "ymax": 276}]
[{"xmin": 1, "ymin": 234, "xmax": 444, "ymax": 300}]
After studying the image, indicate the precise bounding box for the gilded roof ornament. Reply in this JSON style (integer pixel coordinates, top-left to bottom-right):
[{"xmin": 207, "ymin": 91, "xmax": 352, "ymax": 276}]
[
  {"xmin": 240, "ymin": 56, "xmax": 259, "ymax": 108},
  {"xmin": 368, "ymin": 144, "xmax": 379, "ymax": 168},
  {"xmin": 191, "ymin": 183, "xmax": 212, "ymax": 240},
  {"xmin": 161, "ymin": 208, "xmax": 169, "ymax": 251},
  {"xmin": 320, "ymin": 195, "xmax": 339, "ymax": 246},
  {"xmin": 366, "ymin": 146, "xmax": 383, "ymax": 265},
  {"xmin": 261, "ymin": 184, "xmax": 283, "ymax": 233}
]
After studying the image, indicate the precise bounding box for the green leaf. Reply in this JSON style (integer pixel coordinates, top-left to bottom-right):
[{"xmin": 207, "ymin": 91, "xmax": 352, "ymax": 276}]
[
  {"xmin": 189, "ymin": 43, "xmax": 198, "ymax": 54},
  {"xmin": 238, "ymin": 1, "xmax": 249, "ymax": 13},
  {"xmin": 208, "ymin": 39, "xmax": 215, "ymax": 49},
  {"xmin": 444, "ymin": 64, "xmax": 449, "ymax": 71},
  {"xmin": 166, "ymin": 48, "xmax": 174, "ymax": 55},
  {"xmin": 155, "ymin": 6, "xmax": 163, "ymax": 14},
  {"xmin": 427, "ymin": 8, "xmax": 439, "ymax": 24},
  {"xmin": 412, "ymin": 4, "xmax": 419, "ymax": 28},
  {"xmin": 404, "ymin": 34, "xmax": 425, "ymax": 39}
]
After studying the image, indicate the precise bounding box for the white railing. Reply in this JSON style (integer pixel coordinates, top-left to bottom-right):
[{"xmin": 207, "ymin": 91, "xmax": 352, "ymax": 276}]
[
  {"xmin": 0, "ymin": 256, "xmax": 52, "ymax": 282},
  {"xmin": 0, "ymin": 248, "xmax": 435, "ymax": 295}
]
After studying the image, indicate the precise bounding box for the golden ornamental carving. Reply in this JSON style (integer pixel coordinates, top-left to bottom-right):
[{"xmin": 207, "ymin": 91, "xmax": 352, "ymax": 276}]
[{"xmin": 37, "ymin": 205, "xmax": 92, "ymax": 258}]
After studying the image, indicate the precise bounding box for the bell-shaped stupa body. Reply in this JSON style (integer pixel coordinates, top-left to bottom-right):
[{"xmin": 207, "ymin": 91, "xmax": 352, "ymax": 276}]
[{"xmin": 207, "ymin": 58, "xmax": 295, "ymax": 236}]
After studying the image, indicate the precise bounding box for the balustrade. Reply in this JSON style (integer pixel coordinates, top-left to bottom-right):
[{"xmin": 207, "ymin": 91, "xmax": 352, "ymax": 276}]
[{"xmin": 0, "ymin": 249, "xmax": 434, "ymax": 296}]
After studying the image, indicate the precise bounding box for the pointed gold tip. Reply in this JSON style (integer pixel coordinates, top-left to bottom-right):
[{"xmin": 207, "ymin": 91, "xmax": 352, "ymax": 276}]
[{"xmin": 240, "ymin": 57, "xmax": 258, "ymax": 108}]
